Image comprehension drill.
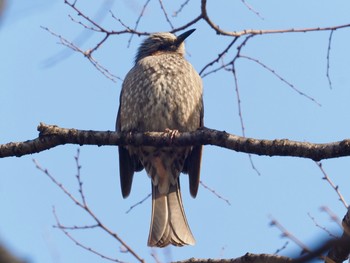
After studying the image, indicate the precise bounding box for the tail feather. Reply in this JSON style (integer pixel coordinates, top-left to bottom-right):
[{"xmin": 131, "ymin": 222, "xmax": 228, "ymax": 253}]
[{"xmin": 148, "ymin": 183, "xmax": 195, "ymax": 247}]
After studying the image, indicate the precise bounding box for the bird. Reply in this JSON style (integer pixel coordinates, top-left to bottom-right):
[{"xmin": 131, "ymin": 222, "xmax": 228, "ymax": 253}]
[{"xmin": 116, "ymin": 29, "xmax": 203, "ymax": 247}]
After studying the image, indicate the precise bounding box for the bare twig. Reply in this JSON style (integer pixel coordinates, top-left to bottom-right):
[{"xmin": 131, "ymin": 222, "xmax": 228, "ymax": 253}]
[
  {"xmin": 128, "ymin": 0, "xmax": 151, "ymax": 47},
  {"xmin": 33, "ymin": 158, "xmax": 82, "ymax": 206},
  {"xmin": 74, "ymin": 149, "xmax": 86, "ymax": 206},
  {"xmin": 231, "ymin": 64, "xmax": 261, "ymax": 175},
  {"xmin": 320, "ymin": 206, "xmax": 342, "ymax": 227},
  {"xmin": 158, "ymin": 0, "xmax": 174, "ymax": 29},
  {"xmin": 41, "ymin": 26, "xmax": 120, "ymax": 82},
  {"xmin": 125, "ymin": 193, "xmax": 152, "ymax": 214},
  {"xmin": 199, "ymin": 181, "xmax": 231, "ymax": 206},
  {"xmin": 64, "ymin": 0, "xmax": 108, "ymax": 32},
  {"xmin": 65, "ymin": 0, "xmax": 149, "ymax": 54},
  {"xmin": 151, "ymin": 251, "xmax": 162, "ymax": 263},
  {"xmin": 326, "ymin": 30, "xmax": 334, "ymax": 90},
  {"xmin": 42, "ymin": 0, "xmax": 114, "ymax": 68},
  {"xmin": 230, "ymin": 35, "xmax": 253, "ymax": 136},
  {"xmin": 231, "ymin": 65, "xmax": 245, "ymax": 137},
  {"xmin": 240, "ymin": 0, "xmax": 264, "ymax": 20},
  {"xmin": 68, "ymin": 14, "xmax": 101, "ymax": 32},
  {"xmin": 316, "ymin": 162, "xmax": 348, "ymax": 208},
  {"xmin": 239, "ymin": 55, "xmax": 321, "ymax": 106},
  {"xmin": 199, "ymin": 37, "xmax": 239, "ymax": 76},
  {"xmin": 124, "ymin": 182, "xmax": 229, "ymax": 214},
  {"xmin": 66, "ymin": 0, "xmax": 148, "ymax": 38},
  {"xmin": 173, "ymin": 0, "xmax": 191, "ymax": 17},
  {"xmin": 307, "ymin": 212, "xmax": 338, "ymax": 238},
  {"xmin": 274, "ymin": 241, "xmax": 289, "ymax": 255},
  {"xmin": 269, "ymin": 217, "xmax": 311, "ymax": 255},
  {"xmin": 53, "ymin": 207, "xmax": 124, "ymax": 263},
  {"xmin": 247, "ymin": 154, "xmax": 261, "ymax": 176},
  {"xmin": 200, "ymin": 60, "xmax": 231, "ymax": 78},
  {"xmin": 53, "ymin": 224, "xmax": 99, "ymax": 230},
  {"xmin": 169, "ymin": 14, "xmax": 203, "ymax": 34},
  {"xmin": 230, "ymin": 36, "xmax": 261, "ymax": 176},
  {"xmin": 109, "ymin": 11, "xmax": 134, "ymax": 33},
  {"xmin": 33, "ymin": 158, "xmax": 145, "ymax": 263},
  {"xmin": 201, "ymin": 34, "xmax": 254, "ymax": 78}
]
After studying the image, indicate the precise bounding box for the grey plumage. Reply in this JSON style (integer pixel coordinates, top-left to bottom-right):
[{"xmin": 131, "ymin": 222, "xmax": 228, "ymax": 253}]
[{"xmin": 116, "ymin": 29, "xmax": 203, "ymax": 247}]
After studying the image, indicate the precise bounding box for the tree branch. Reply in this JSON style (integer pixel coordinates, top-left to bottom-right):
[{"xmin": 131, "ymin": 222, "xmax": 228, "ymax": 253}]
[
  {"xmin": 327, "ymin": 207, "xmax": 350, "ymax": 263},
  {"xmin": 1, "ymin": 123, "xmax": 350, "ymax": 161},
  {"xmin": 172, "ymin": 253, "xmax": 292, "ymax": 263},
  {"xmin": 200, "ymin": 0, "xmax": 350, "ymax": 37}
]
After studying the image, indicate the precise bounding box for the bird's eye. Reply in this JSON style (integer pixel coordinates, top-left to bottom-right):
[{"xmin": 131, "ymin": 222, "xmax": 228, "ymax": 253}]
[
  {"xmin": 158, "ymin": 43, "xmax": 177, "ymax": 51},
  {"xmin": 158, "ymin": 44, "xmax": 169, "ymax": 50},
  {"xmin": 158, "ymin": 45, "xmax": 165, "ymax": 50}
]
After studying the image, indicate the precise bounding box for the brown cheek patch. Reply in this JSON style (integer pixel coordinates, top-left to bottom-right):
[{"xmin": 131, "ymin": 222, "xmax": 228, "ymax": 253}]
[{"xmin": 151, "ymin": 51, "xmax": 163, "ymax": 56}]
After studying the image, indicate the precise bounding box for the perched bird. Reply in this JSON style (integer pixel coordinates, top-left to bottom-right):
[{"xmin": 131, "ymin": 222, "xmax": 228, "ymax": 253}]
[{"xmin": 116, "ymin": 29, "xmax": 203, "ymax": 247}]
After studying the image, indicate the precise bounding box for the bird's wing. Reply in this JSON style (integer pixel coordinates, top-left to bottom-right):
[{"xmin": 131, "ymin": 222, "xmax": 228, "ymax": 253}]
[
  {"xmin": 116, "ymin": 96, "xmax": 143, "ymax": 198},
  {"xmin": 183, "ymin": 98, "xmax": 204, "ymax": 198}
]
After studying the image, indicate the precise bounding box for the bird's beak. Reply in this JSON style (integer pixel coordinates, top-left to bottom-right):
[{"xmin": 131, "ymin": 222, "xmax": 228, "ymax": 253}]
[{"xmin": 176, "ymin": 29, "xmax": 196, "ymax": 46}]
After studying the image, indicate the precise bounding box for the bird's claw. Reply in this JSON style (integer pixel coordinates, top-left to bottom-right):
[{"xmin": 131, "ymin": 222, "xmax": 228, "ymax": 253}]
[{"xmin": 164, "ymin": 128, "xmax": 179, "ymax": 142}]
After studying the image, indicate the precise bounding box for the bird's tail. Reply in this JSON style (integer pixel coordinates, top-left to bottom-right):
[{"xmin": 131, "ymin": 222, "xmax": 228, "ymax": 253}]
[{"xmin": 147, "ymin": 182, "xmax": 195, "ymax": 247}]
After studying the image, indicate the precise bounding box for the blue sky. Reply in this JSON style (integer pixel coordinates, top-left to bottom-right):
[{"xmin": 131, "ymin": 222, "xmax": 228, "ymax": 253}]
[{"xmin": 1, "ymin": 1, "xmax": 350, "ymax": 262}]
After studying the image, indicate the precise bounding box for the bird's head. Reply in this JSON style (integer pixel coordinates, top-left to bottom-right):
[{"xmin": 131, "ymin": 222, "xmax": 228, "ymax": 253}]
[{"xmin": 135, "ymin": 29, "xmax": 196, "ymax": 63}]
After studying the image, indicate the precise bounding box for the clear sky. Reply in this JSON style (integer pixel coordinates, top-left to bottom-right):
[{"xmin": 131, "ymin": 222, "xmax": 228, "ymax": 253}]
[{"xmin": 1, "ymin": 1, "xmax": 350, "ymax": 263}]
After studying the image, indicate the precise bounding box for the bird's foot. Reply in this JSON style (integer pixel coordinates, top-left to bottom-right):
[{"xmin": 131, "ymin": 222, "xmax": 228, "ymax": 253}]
[{"xmin": 164, "ymin": 128, "xmax": 179, "ymax": 142}]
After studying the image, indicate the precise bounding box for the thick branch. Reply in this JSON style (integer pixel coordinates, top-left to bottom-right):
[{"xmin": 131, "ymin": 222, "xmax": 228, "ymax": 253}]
[
  {"xmin": 326, "ymin": 207, "xmax": 350, "ymax": 263},
  {"xmin": 1, "ymin": 123, "xmax": 350, "ymax": 161},
  {"xmin": 172, "ymin": 253, "xmax": 292, "ymax": 263}
]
